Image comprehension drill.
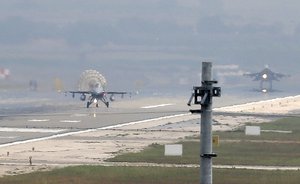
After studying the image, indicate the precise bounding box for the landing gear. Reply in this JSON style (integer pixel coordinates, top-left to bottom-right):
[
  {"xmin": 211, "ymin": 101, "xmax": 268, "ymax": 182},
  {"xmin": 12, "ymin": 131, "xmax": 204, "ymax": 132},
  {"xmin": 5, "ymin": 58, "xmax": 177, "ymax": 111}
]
[{"xmin": 86, "ymin": 99, "xmax": 109, "ymax": 108}]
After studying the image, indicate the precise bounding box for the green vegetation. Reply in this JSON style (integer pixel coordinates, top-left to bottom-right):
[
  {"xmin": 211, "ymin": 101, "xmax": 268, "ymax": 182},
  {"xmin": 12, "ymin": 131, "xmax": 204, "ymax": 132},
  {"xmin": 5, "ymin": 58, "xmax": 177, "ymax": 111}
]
[
  {"xmin": 0, "ymin": 117, "xmax": 299, "ymax": 184},
  {"xmin": 108, "ymin": 139, "xmax": 300, "ymax": 166},
  {"xmin": 0, "ymin": 166, "xmax": 199, "ymax": 184},
  {"xmin": 214, "ymin": 117, "xmax": 300, "ymax": 166},
  {"xmin": 214, "ymin": 141, "xmax": 300, "ymax": 166},
  {"xmin": 216, "ymin": 117, "xmax": 300, "ymax": 141},
  {"xmin": 214, "ymin": 169, "xmax": 300, "ymax": 184},
  {"xmin": 109, "ymin": 117, "xmax": 300, "ymax": 166},
  {"xmin": 107, "ymin": 142, "xmax": 199, "ymax": 164},
  {"xmin": 0, "ymin": 167, "xmax": 299, "ymax": 184}
]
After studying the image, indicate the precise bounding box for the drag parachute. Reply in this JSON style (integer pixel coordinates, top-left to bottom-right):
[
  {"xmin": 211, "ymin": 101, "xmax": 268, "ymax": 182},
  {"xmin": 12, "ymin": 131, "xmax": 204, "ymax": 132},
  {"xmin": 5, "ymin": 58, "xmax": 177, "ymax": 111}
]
[{"xmin": 78, "ymin": 70, "xmax": 107, "ymax": 91}]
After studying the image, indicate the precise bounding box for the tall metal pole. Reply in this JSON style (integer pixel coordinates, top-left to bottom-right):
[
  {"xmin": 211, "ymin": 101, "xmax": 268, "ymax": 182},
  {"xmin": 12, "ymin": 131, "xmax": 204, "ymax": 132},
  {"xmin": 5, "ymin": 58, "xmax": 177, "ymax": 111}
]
[
  {"xmin": 187, "ymin": 61, "xmax": 220, "ymax": 184},
  {"xmin": 200, "ymin": 62, "xmax": 213, "ymax": 184}
]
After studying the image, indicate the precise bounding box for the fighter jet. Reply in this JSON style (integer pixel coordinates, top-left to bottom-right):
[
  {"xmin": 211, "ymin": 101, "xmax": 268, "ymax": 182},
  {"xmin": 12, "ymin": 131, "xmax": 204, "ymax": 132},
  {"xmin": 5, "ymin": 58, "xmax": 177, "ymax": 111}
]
[
  {"xmin": 67, "ymin": 83, "xmax": 127, "ymax": 108},
  {"xmin": 243, "ymin": 65, "xmax": 289, "ymax": 93}
]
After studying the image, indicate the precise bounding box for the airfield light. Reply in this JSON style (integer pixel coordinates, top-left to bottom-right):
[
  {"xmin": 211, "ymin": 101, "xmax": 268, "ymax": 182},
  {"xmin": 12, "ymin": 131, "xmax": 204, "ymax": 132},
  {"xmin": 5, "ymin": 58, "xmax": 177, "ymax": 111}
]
[{"xmin": 262, "ymin": 73, "xmax": 268, "ymax": 79}]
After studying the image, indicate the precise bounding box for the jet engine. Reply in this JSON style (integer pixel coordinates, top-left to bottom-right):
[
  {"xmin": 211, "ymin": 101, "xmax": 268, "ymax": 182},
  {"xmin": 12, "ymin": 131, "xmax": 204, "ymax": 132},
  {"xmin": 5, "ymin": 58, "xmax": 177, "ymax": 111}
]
[
  {"xmin": 109, "ymin": 94, "xmax": 115, "ymax": 101},
  {"xmin": 80, "ymin": 94, "xmax": 86, "ymax": 101}
]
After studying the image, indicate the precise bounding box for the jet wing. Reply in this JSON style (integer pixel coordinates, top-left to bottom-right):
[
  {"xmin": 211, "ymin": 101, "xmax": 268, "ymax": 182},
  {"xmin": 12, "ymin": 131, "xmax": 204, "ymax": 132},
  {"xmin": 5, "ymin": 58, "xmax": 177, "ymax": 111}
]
[
  {"xmin": 273, "ymin": 72, "xmax": 288, "ymax": 79},
  {"xmin": 106, "ymin": 92, "xmax": 127, "ymax": 95},
  {"xmin": 67, "ymin": 91, "xmax": 92, "ymax": 94},
  {"xmin": 106, "ymin": 91, "xmax": 128, "ymax": 99},
  {"xmin": 65, "ymin": 91, "xmax": 92, "ymax": 99},
  {"xmin": 268, "ymin": 71, "xmax": 289, "ymax": 81},
  {"xmin": 243, "ymin": 73, "xmax": 261, "ymax": 81}
]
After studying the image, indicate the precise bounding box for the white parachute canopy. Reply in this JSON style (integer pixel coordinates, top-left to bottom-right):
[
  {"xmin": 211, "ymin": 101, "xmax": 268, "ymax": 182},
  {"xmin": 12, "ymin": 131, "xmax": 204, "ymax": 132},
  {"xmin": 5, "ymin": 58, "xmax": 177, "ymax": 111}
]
[{"xmin": 77, "ymin": 70, "xmax": 107, "ymax": 91}]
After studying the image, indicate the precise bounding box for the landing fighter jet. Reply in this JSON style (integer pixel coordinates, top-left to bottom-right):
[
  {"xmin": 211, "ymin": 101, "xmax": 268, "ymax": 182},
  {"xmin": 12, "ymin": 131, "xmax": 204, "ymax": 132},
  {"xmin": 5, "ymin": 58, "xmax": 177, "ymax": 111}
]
[
  {"xmin": 67, "ymin": 83, "xmax": 127, "ymax": 108},
  {"xmin": 243, "ymin": 66, "xmax": 288, "ymax": 93}
]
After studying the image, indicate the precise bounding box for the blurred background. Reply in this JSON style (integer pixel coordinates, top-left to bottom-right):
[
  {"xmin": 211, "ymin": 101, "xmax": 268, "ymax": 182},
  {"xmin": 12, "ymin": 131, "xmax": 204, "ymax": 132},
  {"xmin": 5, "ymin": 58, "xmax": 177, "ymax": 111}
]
[{"xmin": 0, "ymin": 0, "xmax": 299, "ymax": 99}]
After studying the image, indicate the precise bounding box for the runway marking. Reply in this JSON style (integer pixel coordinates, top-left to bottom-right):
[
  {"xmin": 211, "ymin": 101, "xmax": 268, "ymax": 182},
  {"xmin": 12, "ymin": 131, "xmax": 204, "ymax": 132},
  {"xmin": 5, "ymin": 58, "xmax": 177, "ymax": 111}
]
[
  {"xmin": 60, "ymin": 120, "xmax": 81, "ymax": 123},
  {"xmin": 97, "ymin": 113, "xmax": 190, "ymax": 130},
  {"xmin": 0, "ymin": 136, "xmax": 18, "ymax": 139},
  {"xmin": 28, "ymin": 119, "xmax": 50, "ymax": 122},
  {"xmin": 71, "ymin": 114, "xmax": 88, "ymax": 117},
  {"xmin": 0, "ymin": 127, "xmax": 66, "ymax": 133},
  {"xmin": 141, "ymin": 103, "xmax": 174, "ymax": 109},
  {"xmin": 0, "ymin": 113, "xmax": 190, "ymax": 148}
]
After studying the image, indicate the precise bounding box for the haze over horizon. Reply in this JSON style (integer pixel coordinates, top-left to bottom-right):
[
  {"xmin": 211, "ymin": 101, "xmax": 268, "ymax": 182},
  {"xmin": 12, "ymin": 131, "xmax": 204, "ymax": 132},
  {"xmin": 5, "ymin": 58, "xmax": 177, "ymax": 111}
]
[{"xmin": 0, "ymin": 0, "xmax": 299, "ymax": 95}]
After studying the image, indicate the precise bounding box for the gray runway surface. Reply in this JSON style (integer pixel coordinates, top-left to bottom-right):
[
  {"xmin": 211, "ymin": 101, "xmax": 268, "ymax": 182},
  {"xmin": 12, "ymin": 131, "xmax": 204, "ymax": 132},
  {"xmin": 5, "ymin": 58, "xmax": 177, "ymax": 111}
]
[
  {"xmin": 0, "ymin": 96, "xmax": 190, "ymax": 145},
  {"xmin": 1, "ymin": 91, "xmax": 284, "ymax": 146}
]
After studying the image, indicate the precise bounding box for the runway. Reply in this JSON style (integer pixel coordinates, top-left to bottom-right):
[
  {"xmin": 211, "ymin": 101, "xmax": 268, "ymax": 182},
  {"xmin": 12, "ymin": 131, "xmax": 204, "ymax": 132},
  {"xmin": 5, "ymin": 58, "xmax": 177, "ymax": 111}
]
[
  {"xmin": 2, "ymin": 93, "xmax": 300, "ymax": 147},
  {"xmin": 0, "ymin": 96, "xmax": 189, "ymax": 146},
  {"xmin": 1, "ymin": 93, "xmax": 300, "ymax": 176}
]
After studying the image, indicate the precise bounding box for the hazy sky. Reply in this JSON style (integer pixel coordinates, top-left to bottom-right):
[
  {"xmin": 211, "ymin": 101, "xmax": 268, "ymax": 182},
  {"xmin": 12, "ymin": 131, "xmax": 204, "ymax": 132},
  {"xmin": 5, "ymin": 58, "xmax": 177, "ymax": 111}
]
[{"xmin": 0, "ymin": 0, "xmax": 299, "ymax": 94}]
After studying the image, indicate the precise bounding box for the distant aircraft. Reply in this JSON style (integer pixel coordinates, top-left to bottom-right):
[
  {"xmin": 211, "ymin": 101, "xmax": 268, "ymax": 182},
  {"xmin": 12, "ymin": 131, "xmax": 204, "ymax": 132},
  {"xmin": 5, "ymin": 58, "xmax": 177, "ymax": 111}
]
[
  {"xmin": 243, "ymin": 65, "xmax": 289, "ymax": 93},
  {"xmin": 67, "ymin": 83, "xmax": 127, "ymax": 108}
]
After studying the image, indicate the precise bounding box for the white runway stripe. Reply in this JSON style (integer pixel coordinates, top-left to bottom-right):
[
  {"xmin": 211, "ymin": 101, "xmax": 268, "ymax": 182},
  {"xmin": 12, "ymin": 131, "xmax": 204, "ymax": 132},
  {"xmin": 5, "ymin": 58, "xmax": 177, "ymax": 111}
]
[
  {"xmin": 0, "ymin": 127, "xmax": 66, "ymax": 133},
  {"xmin": 141, "ymin": 103, "xmax": 174, "ymax": 109},
  {"xmin": 28, "ymin": 119, "xmax": 50, "ymax": 122},
  {"xmin": 0, "ymin": 136, "xmax": 18, "ymax": 139},
  {"xmin": 60, "ymin": 120, "xmax": 81, "ymax": 123},
  {"xmin": 71, "ymin": 114, "xmax": 88, "ymax": 117}
]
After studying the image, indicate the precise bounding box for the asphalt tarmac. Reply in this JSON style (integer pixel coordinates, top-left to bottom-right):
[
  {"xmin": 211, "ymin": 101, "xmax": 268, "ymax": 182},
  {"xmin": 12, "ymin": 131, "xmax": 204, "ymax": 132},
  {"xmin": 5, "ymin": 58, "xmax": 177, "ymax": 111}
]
[
  {"xmin": 1, "ymin": 91, "xmax": 288, "ymax": 147},
  {"xmin": 0, "ymin": 96, "xmax": 190, "ymax": 146}
]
